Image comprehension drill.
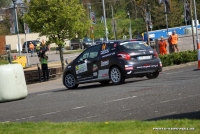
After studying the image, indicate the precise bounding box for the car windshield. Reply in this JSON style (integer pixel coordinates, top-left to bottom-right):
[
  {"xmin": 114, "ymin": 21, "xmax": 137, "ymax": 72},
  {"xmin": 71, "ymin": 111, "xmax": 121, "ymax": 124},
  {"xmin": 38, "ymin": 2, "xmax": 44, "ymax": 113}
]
[
  {"xmin": 84, "ymin": 38, "xmax": 92, "ymax": 42},
  {"xmin": 119, "ymin": 41, "xmax": 150, "ymax": 50}
]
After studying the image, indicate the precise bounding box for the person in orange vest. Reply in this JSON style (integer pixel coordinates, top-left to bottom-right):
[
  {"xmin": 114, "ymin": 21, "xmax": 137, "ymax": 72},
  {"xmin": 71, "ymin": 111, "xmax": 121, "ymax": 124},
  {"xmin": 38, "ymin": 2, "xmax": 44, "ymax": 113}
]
[
  {"xmin": 159, "ymin": 36, "xmax": 168, "ymax": 55},
  {"xmin": 168, "ymin": 31, "xmax": 179, "ymax": 52},
  {"xmin": 29, "ymin": 42, "xmax": 35, "ymax": 57}
]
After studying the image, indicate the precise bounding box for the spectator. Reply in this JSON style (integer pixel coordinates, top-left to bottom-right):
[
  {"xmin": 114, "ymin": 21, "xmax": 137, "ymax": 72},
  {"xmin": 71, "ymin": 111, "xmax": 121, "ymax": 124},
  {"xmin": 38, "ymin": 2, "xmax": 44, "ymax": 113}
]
[
  {"xmin": 29, "ymin": 42, "xmax": 35, "ymax": 57},
  {"xmin": 41, "ymin": 39, "xmax": 47, "ymax": 52},
  {"xmin": 168, "ymin": 31, "xmax": 179, "ymax": 52},
  {"xmin": 39, "ymin": 51, "xmax": 49, "ymax": 81},
  {"xmin": 36, "ymin": 42, "xmax": 41, "ymax": 55},
  {"xmin": 159, "ymin": 36, "xmax": 168, "ymax": 55}
]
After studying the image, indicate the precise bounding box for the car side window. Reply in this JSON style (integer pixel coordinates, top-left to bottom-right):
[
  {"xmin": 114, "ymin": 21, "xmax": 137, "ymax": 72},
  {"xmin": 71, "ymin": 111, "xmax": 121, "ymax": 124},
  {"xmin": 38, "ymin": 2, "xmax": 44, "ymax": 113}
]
[{"xmin": 78, "ymin": 45, "xmax": 101, "ymax": 61}]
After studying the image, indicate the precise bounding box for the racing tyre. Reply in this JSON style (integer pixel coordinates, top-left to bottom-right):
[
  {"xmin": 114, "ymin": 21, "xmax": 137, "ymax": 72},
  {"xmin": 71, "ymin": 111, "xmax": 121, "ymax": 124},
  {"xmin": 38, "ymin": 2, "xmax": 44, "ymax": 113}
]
[
  {"xmin": 99, "ymin": 80, "xmax": 110, "ymax": 85},
  {"xmin": 146, "ymin": 71, "xmax": 159, "ymax": 79},
  {"xmin": 109, "ymin": 66, "xmax": 125, "ymax": 84},
  {"xmin": 64, "ymin": 73, "xmax": 79, "ymax": 89}
]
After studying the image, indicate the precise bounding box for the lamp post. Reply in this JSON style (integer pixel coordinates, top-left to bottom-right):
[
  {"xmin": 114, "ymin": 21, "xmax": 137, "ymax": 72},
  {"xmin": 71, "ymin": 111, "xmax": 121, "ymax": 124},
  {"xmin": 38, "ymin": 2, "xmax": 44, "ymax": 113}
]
[
  {"xmin": 12, "ymin": 0, "xmax": 21, "ymax": 56},
  {"xmin": 193, "ymin": 0, "xmax": 200, "ymax": 69},
  {"xmin": 102, "ymin": 0, "xmax": 108, "ymax": 42},
  {"xmin": 87, "ymin": 3, "xmax": 91, "ymax": 38},
  {"xmin": 127, "ymin": 11, "xmax": 132, "ymax": 39},
  {"xmin": 164, "ymin": 1, "xmax": 169, "ymax": 37}
]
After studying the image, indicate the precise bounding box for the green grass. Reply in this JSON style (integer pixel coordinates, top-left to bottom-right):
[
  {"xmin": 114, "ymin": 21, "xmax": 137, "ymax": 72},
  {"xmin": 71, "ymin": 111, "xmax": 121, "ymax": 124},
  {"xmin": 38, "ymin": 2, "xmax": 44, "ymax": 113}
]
[
  {"xmin": 0, "ymin": 59, "xmax": 8, "ymax": 65},
  {"xmin": 0, "ymin": 120, "xmax": 199, "ymax": 134}
]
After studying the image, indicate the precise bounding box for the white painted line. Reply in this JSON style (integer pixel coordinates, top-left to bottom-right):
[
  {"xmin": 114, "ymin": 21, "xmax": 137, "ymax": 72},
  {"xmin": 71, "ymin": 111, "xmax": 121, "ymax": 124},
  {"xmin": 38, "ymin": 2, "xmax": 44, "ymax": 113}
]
[
  {"xmin": 28, "ymin": 116, "xmax": 35, "ymax": 119},
  {"xmin": 105, "ymin": 96, "xmax": 137, "ymax": 103},
  {"xmin": 38, "ymin": 92, "xmax": 52, "ymax": 96},
  {"xmin": 154, "ymin": 94, "xmax": 200, "ymax": 105},
  {"xmin": 73, "ymin": 106, "xmax": 85, "ymax": 109},
  {"xmin": 43, "ymin": 111, "xmax": 60, "ymax": 115}
]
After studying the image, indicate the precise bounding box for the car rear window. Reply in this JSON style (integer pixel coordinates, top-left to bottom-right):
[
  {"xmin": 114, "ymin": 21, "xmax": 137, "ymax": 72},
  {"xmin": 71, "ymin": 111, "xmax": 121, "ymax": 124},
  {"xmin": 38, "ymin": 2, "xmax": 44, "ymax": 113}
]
[{"xmin": 119, "ymin": 41, "xmax": 150, "ymax": 50}]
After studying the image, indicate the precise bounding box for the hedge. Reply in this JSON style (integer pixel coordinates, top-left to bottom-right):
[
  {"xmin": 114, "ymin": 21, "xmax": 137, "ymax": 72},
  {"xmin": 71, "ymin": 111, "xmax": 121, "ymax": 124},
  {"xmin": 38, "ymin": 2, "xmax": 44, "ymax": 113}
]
[{"xmin": 159, "ymin": 50, "xmax": 198, "ymax": 67}]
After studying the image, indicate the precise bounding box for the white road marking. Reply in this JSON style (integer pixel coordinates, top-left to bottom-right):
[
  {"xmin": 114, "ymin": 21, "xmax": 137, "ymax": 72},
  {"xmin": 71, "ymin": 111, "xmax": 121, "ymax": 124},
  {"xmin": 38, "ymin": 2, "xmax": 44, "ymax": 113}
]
[
  {"xmin": 4, "ymin": 96, "xmax": 137, "ymax": 122},
  {"xmin": 104, "ymin": 96, "xmax": 137, "ymax": 103},
  {"xmin": 43, "ymin": 111, "xmax": 61, "ymax": 115},
  {"xmin": 73, "ymin": 106, "xmax": 85, "ymax": 109},
  {"xmin": 38, "ymin": 92, "xmax": 52, "ymax": 96},
  {"xmin": 153, "ymin": 94, "xmax": 200, "ymax": 105}
]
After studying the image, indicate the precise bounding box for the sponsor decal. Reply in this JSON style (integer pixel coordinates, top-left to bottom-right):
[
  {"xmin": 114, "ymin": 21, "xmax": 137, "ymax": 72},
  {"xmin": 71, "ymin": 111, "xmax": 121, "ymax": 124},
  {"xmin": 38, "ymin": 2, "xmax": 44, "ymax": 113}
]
[
  {"xmin": 67, "ymin": 66, "xmax": 71, "ymax": 68},
  {"xmin": 160, "ymin": 62, "xmax": 162, "ymax": 67},
  {"xmin": 127, "ymin": 71, "xmax": 132, "ymax": 74},
  {"xmin": 102, "ymin": 74, "xmax": 108, "ymax": 77},
  {"xmin": 100, "ymin": 49, "xmax": 109, "ymax": 55},
  {"xmin": 75, "ymin": 63, "xmax": 87, "ymax": 74},
  {"xmin": 102, "ymin": 52, "xmax": 115, "ymax": 58},
  {"xmin": 149, "ymin": 51, "xmax": 153, "ymax": 53},
  {"xmin": 98, "ymin": 69, "xmax": 109, "ymax": 78},
  {"xmin": 93, "ymin": 72, "xmax": 98, "ymax": 76},
  {"xmin": 114, "ymin": 44, "xmax": 117, "ymax": 47},
  {"xmin": 101, "ymin": 60, "xmax": 109, "ymax": 67},
  {"xmin": 125, "ymin": 65, "xmax": 133, "ymax": 70},
  {"xmin": 93, "ymin": 64, "xmax": 98, "ymax": 71},
  {"xmin": 137, "ymin": 64, "xmax": 158, "ymax": 69}
]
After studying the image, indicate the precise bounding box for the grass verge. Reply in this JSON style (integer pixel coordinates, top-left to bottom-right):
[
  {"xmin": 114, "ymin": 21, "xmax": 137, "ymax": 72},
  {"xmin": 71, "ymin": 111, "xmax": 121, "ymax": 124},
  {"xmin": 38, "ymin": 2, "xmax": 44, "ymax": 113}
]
[{"xmin": 0, "ymin": 120, "xmax": 199, "ymax": 134}]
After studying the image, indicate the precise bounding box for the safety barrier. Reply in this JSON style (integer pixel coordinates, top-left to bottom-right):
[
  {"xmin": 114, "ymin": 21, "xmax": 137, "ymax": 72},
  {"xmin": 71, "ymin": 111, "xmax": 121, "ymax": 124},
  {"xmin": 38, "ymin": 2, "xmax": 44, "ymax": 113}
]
[
  {"xmin": 24, "ymin": 65, "xmax": 62, "ymax": 84},
  {"xmin": 0, "ymin": 64, "xmax": 28, "ymax": 102}
]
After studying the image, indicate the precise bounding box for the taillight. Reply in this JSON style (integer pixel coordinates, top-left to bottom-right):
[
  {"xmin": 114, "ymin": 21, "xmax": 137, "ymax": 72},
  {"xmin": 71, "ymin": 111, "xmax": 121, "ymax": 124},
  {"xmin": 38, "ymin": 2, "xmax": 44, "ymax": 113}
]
[
  {"xmin": 154, "ymin": 51, "xmax": 158, "ymax": 58},
  {"xmin": 117, "ymin": 52, "xmax": 131, "ymax": 60}
]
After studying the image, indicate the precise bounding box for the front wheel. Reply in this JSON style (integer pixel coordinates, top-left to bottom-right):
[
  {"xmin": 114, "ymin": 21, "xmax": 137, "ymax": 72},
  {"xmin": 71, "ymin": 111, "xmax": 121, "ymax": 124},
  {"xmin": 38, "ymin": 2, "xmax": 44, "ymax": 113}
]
[
  {"xmin": 64, "ymin": 73, "xmax": 78, "ymax": 89},
  {"xmin": 146, "ymin": 71, "xmax": 159, "ymax": 79},
  {"xmin": 109, "ymin": 66, "xmax": 125, "ymax": 84}
]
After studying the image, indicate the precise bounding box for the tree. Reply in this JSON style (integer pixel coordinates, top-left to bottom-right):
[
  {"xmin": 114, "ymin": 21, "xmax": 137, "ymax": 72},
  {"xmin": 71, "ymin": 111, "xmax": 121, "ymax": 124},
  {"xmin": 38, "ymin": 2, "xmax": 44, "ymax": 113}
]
[
  {"xmin": 24, "ymin": 0, "xmax": 90, "ymax": 71},
  {"xmin": 0, "ymin": 0, "xmax": 12, "ymax": 8}
]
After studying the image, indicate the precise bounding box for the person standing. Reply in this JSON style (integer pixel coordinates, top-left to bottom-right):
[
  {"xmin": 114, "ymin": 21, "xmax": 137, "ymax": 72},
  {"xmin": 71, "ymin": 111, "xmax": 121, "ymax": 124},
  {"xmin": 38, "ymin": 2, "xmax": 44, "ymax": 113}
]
[
  {"xmin": 29, "ymin": 42, "xmax": 35, "ymax": 57},
  {"xmin": 168, "ymin": 31, "xmax": 179, "ymax": 52},
  {"xmin": 36, "ymin": 42, "xmax": 41, "ymax": 55},
  {"xmin": 159, "ymin": 36, "xmax": 168, "ymax": 55},
  {"xmin": 39, "ymin": 51, "xmax": 49, "ymax": 81},
  {"xmin": 41, "ymin": 39, "xmax": 47, "ymax": 52}
]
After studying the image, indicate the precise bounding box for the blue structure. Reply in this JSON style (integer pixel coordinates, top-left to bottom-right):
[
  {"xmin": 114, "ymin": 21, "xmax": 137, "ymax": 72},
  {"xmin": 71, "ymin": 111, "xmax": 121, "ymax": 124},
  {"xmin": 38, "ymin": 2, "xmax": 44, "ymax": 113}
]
[{"xmin": 143, "ymin": 25, "xmax": 200, "ymax": 41}]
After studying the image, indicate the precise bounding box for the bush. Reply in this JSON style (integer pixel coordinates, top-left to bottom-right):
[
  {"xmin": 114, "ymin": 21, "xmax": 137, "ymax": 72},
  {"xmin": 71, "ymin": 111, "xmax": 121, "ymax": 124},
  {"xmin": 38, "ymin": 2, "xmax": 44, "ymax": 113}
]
[{"xmin": 159, "ymin": 50, "xmax": 198, "ymax": 67}]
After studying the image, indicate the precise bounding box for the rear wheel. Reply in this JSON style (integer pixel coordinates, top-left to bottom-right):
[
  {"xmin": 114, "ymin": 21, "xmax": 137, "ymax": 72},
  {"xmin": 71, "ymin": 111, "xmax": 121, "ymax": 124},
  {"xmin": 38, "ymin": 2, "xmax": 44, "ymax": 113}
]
[
  {"xmin": 64, "ymin": 73, "xmax": 78, "ymax": 89},
  {"xmin": 109, "ymin": 66, "xmax": 125, "ymax": 84},
  {"xmin": 146, "ymin": 71, "xmax": 159, "ymax": 79},
  {"xmin": 99, "ymin": 80, "xmax": 110, "ymax": 85}
]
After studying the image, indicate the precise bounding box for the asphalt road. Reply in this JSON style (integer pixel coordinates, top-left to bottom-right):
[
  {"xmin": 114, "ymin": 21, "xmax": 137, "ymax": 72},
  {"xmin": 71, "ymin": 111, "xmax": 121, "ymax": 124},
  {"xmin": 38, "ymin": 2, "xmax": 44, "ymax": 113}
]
[{"xmin": 0, "ymin": 64, "xmax": 200, "ymax": 122}]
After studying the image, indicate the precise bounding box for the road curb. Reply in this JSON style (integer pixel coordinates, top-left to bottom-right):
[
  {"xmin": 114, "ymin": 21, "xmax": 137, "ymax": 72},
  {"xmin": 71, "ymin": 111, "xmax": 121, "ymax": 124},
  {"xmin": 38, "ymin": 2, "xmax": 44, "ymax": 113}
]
[{"xmin": 162, "ymin": 61, "xmax": 197, "ymax": 71}]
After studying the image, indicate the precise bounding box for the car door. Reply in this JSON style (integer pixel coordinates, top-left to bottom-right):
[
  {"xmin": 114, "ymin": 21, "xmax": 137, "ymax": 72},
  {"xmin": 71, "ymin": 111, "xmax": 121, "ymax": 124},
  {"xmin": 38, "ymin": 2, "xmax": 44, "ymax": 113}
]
[{"xmin": 75, "ymin": 45, "xmax": 101, "ymax": 81}]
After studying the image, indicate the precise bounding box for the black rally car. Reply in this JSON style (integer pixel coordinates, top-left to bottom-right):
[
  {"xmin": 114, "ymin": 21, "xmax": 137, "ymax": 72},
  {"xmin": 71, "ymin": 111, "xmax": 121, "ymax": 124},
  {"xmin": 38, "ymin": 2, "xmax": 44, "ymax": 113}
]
[{"xmin": 63, "ymin": 41, "xmax": 162, "ymax": 89}]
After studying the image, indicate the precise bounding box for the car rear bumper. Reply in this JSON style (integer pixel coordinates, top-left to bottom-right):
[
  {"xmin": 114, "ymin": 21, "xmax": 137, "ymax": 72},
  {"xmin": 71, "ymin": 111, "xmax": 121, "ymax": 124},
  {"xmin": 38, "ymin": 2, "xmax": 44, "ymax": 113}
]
[{"xmin": 118, "ymin": 58, "xmax": 162, "ymax": 77}]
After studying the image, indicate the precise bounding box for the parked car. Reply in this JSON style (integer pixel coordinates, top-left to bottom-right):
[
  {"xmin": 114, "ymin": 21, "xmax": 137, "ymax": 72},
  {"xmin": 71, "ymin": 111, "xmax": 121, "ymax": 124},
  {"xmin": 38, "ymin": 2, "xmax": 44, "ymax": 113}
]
[
  {"xmin": 22, "ymin": 40, "xmax": 41, "ymax": 53},
  {"xmin": 62, "ymin": 40, "xmax": 162, "ymax": 89},
  {"xmin": 70, "ymin": 37, "xmax": 94, "ymax": 50},
  {"xmin": 70, "ymin": 38, "xmax": 82, "ymax": 50}
]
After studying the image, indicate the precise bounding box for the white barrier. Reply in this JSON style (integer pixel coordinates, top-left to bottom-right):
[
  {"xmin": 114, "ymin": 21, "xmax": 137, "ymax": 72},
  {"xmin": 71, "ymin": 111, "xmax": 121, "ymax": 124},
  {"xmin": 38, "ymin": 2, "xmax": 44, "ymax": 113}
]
[{"xmin": 0, "ymin": 64, "xmax": 28, "ymax": 102}]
